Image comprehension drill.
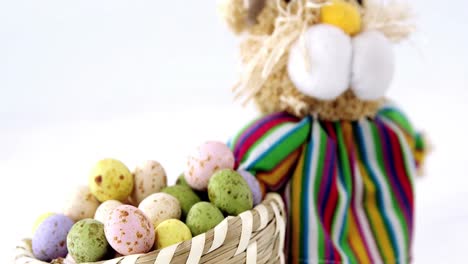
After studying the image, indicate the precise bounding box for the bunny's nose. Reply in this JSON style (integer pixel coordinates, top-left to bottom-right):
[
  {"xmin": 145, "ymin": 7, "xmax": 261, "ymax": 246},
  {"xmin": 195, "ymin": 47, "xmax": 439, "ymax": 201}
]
[{"xmin": 320, "ymin": 0, "xmax": 362, "ymax": 36}]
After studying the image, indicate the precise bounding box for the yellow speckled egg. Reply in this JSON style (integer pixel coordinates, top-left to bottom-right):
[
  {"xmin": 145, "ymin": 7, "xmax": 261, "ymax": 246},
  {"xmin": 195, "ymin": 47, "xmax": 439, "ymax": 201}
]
[
  {"xmin": 63, "ymin": 185, "xmax": 100, "ymax": 221},
  {"xmin": 138, "ymin": 193, "xmax": 181, "ymax": 228},
  {"xmin": 320, "ymin": 0, "xmax": 361, "ymax": 35},
  {"xmin": 89, "ymin": 159, "xmax": 134, "ymax": 202},
  {"xmin": 131, "ymin": 160, "xmax": 167, "ymax": 205},
  {"xmin": 155, "ymin": 219, "xmax": 192, "ymax": 249}
]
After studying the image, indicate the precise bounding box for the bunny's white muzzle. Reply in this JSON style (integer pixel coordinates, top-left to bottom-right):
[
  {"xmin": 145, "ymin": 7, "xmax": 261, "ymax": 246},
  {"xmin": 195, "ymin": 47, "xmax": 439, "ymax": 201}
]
[{"xmin": 288, "ymin": 24, "xmax": 395, "ymax": 101}]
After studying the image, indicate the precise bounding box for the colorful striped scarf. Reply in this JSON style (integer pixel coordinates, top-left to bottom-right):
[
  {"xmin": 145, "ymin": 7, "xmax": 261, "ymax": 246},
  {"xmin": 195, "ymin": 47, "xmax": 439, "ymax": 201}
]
[{"xmin": 228, "ymin": 106, "xmax": 425, "ymax": 264}]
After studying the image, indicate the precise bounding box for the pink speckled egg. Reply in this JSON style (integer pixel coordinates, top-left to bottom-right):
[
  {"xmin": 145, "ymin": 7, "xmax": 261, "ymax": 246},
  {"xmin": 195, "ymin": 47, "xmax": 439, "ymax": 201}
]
[
  {"xmin": 104, "ymin": 205, "xmax": 155, "ymax": 255},
  {"xmin": 185, "ymin": 141, "xmax": 235, "ymax": 191}
]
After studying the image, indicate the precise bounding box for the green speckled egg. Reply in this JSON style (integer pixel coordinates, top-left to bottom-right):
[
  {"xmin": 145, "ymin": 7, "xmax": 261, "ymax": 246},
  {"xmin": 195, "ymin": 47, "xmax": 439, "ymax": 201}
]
[
  {"xmin": 208, "ymin": 169, "xmax": 253, "ymax": 216},
  {"xmin": 161, "ymin": 185, "xmax": 201, "ymax": 218},
  {"xmin": 185, "ymin": 202, "xmax": 224, "ymax": 236},
  {"xmin": 175, "ymin": 173, "xmax": 189, "ymax": 187},
  {"xmin": 176, "ymin": 174, "xmax": 208, "ymax": 202},
  {"xmin": 89, "ymin": 159, "xmax": 133, "ymax": 202},
  {"xmin": 67, "ymin": 219, "xmax": 109, "ymax": 263}
]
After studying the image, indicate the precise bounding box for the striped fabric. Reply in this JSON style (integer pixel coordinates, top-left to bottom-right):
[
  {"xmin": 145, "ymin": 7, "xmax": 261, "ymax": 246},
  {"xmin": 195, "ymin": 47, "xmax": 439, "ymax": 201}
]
[{"xmin": 229, "ymin": 106, "xmax": 425, "ymax": 264}]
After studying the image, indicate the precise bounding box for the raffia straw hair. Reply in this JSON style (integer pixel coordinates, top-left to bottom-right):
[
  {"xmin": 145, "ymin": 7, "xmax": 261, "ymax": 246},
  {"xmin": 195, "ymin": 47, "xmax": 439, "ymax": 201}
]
[
  {"xmin": 233, "ymin": 0, "xmax": 325, "ymax": 105},
  {"xmin": 233, "ymin": 0, "xmax": 414, "ymax": 106},
  {"xmin": 362, "ymin": 0, "xmax": 415, "ymax": 42}
]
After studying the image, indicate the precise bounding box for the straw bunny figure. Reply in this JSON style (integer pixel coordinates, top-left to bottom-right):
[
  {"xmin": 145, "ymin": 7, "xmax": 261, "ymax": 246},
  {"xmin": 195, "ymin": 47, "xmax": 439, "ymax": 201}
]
[{"xmin": 219, "ymin": 0, "xmax": 427, "ymax": 263}]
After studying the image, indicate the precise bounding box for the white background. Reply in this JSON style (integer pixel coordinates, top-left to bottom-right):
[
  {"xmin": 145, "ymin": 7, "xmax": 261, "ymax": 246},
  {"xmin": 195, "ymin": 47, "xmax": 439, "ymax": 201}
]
[{"xmin": 1, "ymin": 0, "xmax": 467, "ymax": 263}]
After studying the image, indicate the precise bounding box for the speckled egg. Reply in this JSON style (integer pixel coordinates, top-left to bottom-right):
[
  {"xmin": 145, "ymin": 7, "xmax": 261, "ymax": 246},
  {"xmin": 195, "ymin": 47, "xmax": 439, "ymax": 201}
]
[
  {"xmin": 185, "ymin": 202, "xmax": 224, "ymax": 236},
  {"xmin": 138, "ymin": 193, "xmax": 181, "ymax": 228},
  {"xmin": 208, "ymin": 169, "xmax": 253, "ymax": 216},
  {"xmin": 237, "ymin": 170, "xmax": 263, "ymax": 206},
  {"xmin": 161, "ymin": 185, "xmax": 200, "ymax": 218},
  {"xmin": 176, "ymin": 173, "xmax": 189, "ymax": 187},
  {"xmin": 104, "ymin": 205, "xmax": 155, "ymax": 255},
  {"xmin": 63, "ymin": 185, "xmax": 100, "ymax": 221},
  {"xmin": 185, "ymin": 141, "xmax": 235, "ymax": 191},
  {"xmin": 67, "ymin": 219, "xmax": 109, "ymax": 263},
  {"xmin": 32, "ymin": 214, "xmax": 74, "ymax": 261},
  {"xmin": 32, "ymin": 212, "xmax": 55, "ymax": 234},
  {"xmin": 155, "ymin": 219, "xmax": 192, "ymax": 249},
  {"xmin": 176, "ymin": 175, "xmax": 210, "ymax": 201},
  {"xmin": 131, "ymin": 160, "xmax": 167, "ymax": 205},
  {"xmin": 94, "ymin": 200, "xmax": 123, "ymax": 224},
  {"xmin": 89, "ymin": 159, "xmax": 134, "ymax": 202}
]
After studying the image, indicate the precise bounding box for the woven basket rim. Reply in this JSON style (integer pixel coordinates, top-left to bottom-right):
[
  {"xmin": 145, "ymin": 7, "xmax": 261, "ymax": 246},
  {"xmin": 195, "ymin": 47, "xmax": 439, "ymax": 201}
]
[{"xmin": 15, "ymin": 193, "xmax": 286, "ymax": 264}]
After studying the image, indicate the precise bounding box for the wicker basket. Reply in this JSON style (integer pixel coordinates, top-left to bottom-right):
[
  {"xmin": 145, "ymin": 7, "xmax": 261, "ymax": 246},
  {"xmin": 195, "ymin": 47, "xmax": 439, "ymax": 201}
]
[{"xmin": 15, "ymin": 193, "xmax": 286, "ymax": 264}]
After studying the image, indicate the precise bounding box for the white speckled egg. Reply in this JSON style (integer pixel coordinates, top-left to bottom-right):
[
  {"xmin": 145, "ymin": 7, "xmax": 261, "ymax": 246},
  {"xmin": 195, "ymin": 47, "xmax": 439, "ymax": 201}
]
[
  {"xmin": 104, "ymin": 205, "xmax": 155, "ymax": 255},
  {"xmin": 63, "ymin": 185, "xmax": 100, "ymax": 221},
  {"xmin": 138, "ymin": 193, "xmax": 181, "ymax": 228},
  {"xmin": 131, "ymin": 160, "xmax": 167, "ymax": 205},
  {"xmin": 94, "ymin": 200, "xmax": 123, "ymax": 224},
  {"xmin": 185, "ymin": 141, "xmax": 234, "ymax": 191}
]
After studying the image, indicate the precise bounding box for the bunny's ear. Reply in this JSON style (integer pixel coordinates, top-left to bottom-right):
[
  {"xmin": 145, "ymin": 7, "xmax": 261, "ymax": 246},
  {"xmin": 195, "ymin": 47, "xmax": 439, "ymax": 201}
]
[
  {"xmin": 246, "ymin": 0, "xmax": 266, "ymax": 25},
  {"xmin": 218, "ymin": 0, "xmax": 269, "ymax": 34}
]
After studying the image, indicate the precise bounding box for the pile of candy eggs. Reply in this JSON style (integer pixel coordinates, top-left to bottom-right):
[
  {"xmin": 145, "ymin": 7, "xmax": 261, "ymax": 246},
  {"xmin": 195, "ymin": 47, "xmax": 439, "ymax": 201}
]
[{"xmin": 31, "ymin": 141, "xmax": 263, "ymax": 263}]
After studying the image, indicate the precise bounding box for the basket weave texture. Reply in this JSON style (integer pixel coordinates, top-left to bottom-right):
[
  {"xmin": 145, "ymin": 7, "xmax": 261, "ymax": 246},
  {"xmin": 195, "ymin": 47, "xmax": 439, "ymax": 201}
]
[{"xmin": 15, "ymin": 193, "xmax": 286, "ymax": 264}]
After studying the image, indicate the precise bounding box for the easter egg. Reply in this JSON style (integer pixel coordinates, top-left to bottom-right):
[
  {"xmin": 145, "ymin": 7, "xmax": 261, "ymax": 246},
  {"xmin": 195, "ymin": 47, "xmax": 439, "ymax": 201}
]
[
  {"xmin": 185, "ymin": 141, "xmax": 235, "ymax": 191},
  {"xmin": 237, "ymin": 170, "xmax": 263, "ymax": 206},
  {"xmin": 155, "ymin": 219, "xmax": 192, "ymax": 249},
  {"xmin": 176, "ymin": 173, "xmax": 189, "ymax": 187},
  {"xmin": 67, "ymin": 219, "xmax": 109, "ymax": 263},
  {"xmin": 131, "ymin": 160, "xmax": 167, "ymax": 205},
  {"xmin": 32, "ymin": 212, "xmax": 55, "ymax": 234},
  {"xmin": 161, "ymin": 185, "xmax": 200, "ymax": 218},
  {"xmin": 320, "ymin": 0, "xmax": 361, "ymax": 35},
  {"xmin": 185, "ymin": 202, "xmax": 224, "ymax": 236},
  {"xmin": 138, "ymin": 193, "xmax": 181, "ymax": 228},
  {"xmin": 94, "ymin": 200, "xmax": 123, "ymax": 224},
  {"xmin": 89, "ymin": 159, "xmax": 133, "ymax": 202},
  {"xmin": 208, "ymin": 169, "xmax": 253, "ymax": 216},
  {"xmin": 32, "ymin": 214, "xmax": 74, "ymax": 261},
  {"xmin": 63, "ymin": 185, "xmax": 100, "ymax": 221},
  {"xmin": 104, "ymin": 205, "xmax": 155, "ymax": 255}
]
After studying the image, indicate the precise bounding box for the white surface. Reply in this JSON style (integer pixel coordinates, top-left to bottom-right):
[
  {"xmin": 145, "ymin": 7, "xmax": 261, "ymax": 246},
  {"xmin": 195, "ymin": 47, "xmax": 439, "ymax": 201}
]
[{"xmin": 1, "ymin": 0, "xmax": 468, "ymax": 263}]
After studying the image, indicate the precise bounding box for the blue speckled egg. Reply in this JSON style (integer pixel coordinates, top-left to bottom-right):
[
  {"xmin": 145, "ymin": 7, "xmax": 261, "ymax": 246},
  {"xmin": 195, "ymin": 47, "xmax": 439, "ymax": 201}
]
[
  {"xmin": 238, "ymin": 170, "xmax": 263, "ymax": 206},
  {"xmin": 32, "ymin": 214, "xmax": 74, "ymax": 261}
]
